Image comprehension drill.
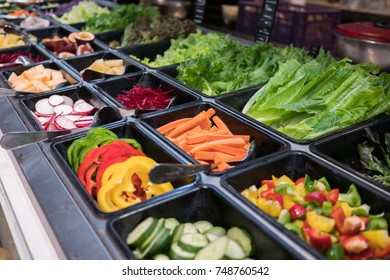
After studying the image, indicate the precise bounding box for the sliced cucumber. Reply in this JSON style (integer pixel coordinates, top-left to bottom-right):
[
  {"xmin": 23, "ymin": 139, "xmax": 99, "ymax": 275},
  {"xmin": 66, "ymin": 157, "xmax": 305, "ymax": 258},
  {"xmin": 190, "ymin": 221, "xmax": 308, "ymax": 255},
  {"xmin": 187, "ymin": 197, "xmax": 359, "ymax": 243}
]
[
  {"xmin": 164, "ymin": 217, "xmax": 180, "ymax": 234},
  {"xmin": 183, "ymin": 222, "xmax": 198, "ymax": 234},
  {"xmin": 171, "ymin": 224, "xmax": 185, "ymax": 244},
  {"xmin": 224, "ymin": 238, "xmax": 246, "ymax": 260},
  {"xmin": 126, "ymin": 217, "xmax": 158, "ymax": 246},
  {"xmin": 141, "ymin": 228, "xmax": 171, "ymax": 259},
  {"xmin": 178, "ymin": 233, "xmax": 209, "ymax": 253},
  {"xmin": 169, "ymin": 242, "xmax": 196, "ymax": 260},
  {"xmin": 194, "ymin": 220, "xmax": 213, "ymax": 234},
  {"xmin": 153, "ymin": 254, "xmax": 170, "ymax": 260},
  {"xmin": 195, "ymin": 235, "xmax": 229, "ymax": 260},
  {"xmin": 140, "ymin": 218, "xmax": 165, "ymax": 251},
  {"xmin": 227, "ymin": 227, "xmax": 254, "ymax": 257},
  {"xmin": 205, "ymin": 226, "xmax": 226, "ymax": 242}
]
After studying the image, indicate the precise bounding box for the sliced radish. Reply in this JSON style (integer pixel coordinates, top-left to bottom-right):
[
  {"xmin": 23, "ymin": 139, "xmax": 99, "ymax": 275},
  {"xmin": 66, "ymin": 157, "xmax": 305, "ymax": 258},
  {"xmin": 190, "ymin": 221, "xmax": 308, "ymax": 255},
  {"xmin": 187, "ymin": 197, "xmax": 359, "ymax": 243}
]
[
  {"xmin": 46, "ymin": 122, "xmax": 57, "ymax": 131},
  {"xmin": 37, "ymin": 116, "xmax": 51, "ymax": 126},
  {"xmin": 43, "ymin": 114, "xmax": 57, "ymax": 131},
  {"xmin": 78, "ymin": 115, "xmax": 94, "ymax": 122},
  {"xmin": 62, "ymin": 95, "xmax": 74, "ymax": 107},
  {"xmin": 74, "ymin": 120, "xmax": 92, "ymax": 128},
  {"xmin": 34, "ymin": 111, "xmax": 52, "ymax": 117},
  {"xmin": 48, "ymin": 95, "xmax": 64, "ymax": 106},
  {"xmin": 35, "ymin": 98, "xmax": 54, "ymax": 115},
  {"xmin": 74, "ymin": 99, "xmax": 87, "ymax": 107},
  {"xmin": 63, "ymin": 114, "xmax": 83, "ymax": 122},
  {"xmin": 53, "ymin": 104, "xmax": 73, "ymax": 115},
  {"xmin": 54, "ymin": 116, "xmax": 77, "ymax": 130},
  {"xmin": 73, "ymin": 102, "xmax": 95, "ymax": 115}
]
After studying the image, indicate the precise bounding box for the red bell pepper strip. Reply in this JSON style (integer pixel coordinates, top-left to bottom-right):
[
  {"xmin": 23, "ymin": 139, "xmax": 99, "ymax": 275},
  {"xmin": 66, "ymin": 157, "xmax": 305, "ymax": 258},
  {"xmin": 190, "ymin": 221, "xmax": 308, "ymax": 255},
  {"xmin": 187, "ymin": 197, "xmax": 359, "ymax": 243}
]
[
  {"xmin": 289, "ymin": 203, "xmax": 306, "ymax": 220},
  {"xmin": 304, "ymin": 191, "xmax": 326, "ymax": 206},
  {"xmin": 374, "ymin": 242, "xmax": 390, "ymax": 259},
  {"xmin": 266, "ymin": 193, "xmax": 284, "ymax": 208},
  {"xmin": 341, "ymin": 216, "xmax": 364, "ymax": 235},
  {"xmin": 261, "ymin": 179, "xmax": 275, "ymax": 189},
  {"xmin": 325, "ymin": 188, "xmax": 339, "ymax": 205},
  {"xmin": 308, "ymin": 228, "xmax": 332, "ymax": 252},
  {"xmin": 339, "ymin": 234, "xmax": 369, "ymax": 254},
  {"xmin": 260, "ymin": 188, "xmax": 274, "ymax": 198},
  {"xmin": 295, "ymin": 177, "xmax": 305, "ymax": 185},
  {"xmin": 85, "ymin": 163, "xmax": 99, "ymax": 197},
  {"xmin": 346, "ymin": 248, "xmax": 375, "ymax": 260},
  {"xmin": 330, "ymin": 206, "xmax": 345, "ymax": 231}
]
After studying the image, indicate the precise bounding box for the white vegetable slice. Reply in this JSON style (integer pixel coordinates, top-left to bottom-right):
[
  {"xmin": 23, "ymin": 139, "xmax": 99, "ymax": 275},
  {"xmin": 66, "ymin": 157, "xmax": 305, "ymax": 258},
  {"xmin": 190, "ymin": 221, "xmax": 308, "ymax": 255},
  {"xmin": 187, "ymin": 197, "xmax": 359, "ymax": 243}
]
[
  {"xmin": 74, "ymin": 120, "xmax": 92, "ymax": 128},
  {"xmin": 74, "ymin": 99, "xmax": 87, "ymax": 106},
  {"xmin": 35, "ymin": 98, "xmax": 54, "ymax": 115},
  {"xmin": 78, "ymin": 115, "xmax": 94, "ymax": 122},
  {"xmin": 63, "ymin": 115, "xmax": 83, "ymax": 122},
  {"xmin": 73, "ymin": 102, "xmax": 95, "ymax": 115},
  {"xmin": 53, "ymin": 104, "xmax": 73, "ymax": 115},
  {"xmin": 37, "ymin": 116, "xmax": 51, "ymax": 126},
  {"xmin": 194, "ymin": 235, "xmax": 229, "ymax": 260},
  {"xmin": 48, "ymin": 94, "xmax": 64, "ymax": 106},
  {"xmin": 54, "ymin": 116, "xmax": 77, "ymax": 130},
  {"xmin": 62, "ymin": 95, "xmax": 74, "ymax": 107}
]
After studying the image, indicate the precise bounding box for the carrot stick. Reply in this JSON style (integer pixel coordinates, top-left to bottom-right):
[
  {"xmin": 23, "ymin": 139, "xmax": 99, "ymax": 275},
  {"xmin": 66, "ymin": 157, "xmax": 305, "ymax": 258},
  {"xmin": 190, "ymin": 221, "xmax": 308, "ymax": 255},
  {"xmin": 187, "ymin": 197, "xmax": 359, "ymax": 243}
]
[
  {"xmin": 167, "ymin": 111, "xmax": 209, "ymax": 138},
  {"xmin": 214, "ymin": 152, "xmax": 246, "ymax": 163},
  {"xmin": 185, "ymin": 133, "xmax": 209, "ymax": 145},
  {"xmin": 157, "ymin": 118, "xmax": 191, "ymax": 135},
  {"xmin": 194, "ymin": 151, "xmax": 216, "ymax": 161},
  {"xmin": 189, "ymin": 138, "xmax": 246, "ymax": 155},
  {"xmin": 212, "ymin": 116, "xmax": 232, "ymax": 135},
  {"xmin": 207, "ymin": 134, "xmax": 250, "ymax": 142},
  {"xmin": 211, "ymin": 145, "xmax": 248, "ymax": 156}
]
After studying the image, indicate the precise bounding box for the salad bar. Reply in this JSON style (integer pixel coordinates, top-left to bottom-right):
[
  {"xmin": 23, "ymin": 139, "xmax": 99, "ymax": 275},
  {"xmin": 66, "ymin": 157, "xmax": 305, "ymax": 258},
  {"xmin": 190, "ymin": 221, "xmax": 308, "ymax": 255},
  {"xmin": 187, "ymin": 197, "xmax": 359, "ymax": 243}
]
[{"xmin": 0, "ymin": 0, "xmax": 389, "ymax": 260}]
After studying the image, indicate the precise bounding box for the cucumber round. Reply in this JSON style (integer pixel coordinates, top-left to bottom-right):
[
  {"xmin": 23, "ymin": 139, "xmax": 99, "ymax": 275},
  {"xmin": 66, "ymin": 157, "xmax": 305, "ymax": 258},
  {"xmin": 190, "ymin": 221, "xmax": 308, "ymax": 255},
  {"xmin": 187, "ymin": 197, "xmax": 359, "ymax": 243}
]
[
  {"xmin": 126, "ymin": 217, "xmax": 158, "ymax": 246},
  {"xmin": 194, "ymin": 220, "xmax": 213, "ymax": 234},
  {"xmin": 205, "ymin": 226, "xmax": 226, "ymax": 242},
  {"xmin": 141, "ymin": 228, "xmax": 171, "ymax": 259},
  {"xmin": 171, "ymin": 224, "xmax": 185, "ymax": 244},
  {"xmin": 195, "ymin": 235, "xmax": 229, "ymax": 260},
  {"xmin": 183, "ymin": 222, "xmax": 198, "ymax": 234},
  {"xmin": 169, "ymin": 242, "xmax": 196, "ymax": 260},
  {"xmin": 178, "ymin": 233, "xmax": 209, "ymax": 253},
  {"xmin": 153, "ymin": 254, "xmax": 170, "ymax": 260},
  {"xmin": 224, "ymin": 238, "xmax": 246, "ymax": 260},
  {"xmin": 164, "ymin": 217, "xmax": 180, "ymax": 234},
  {"xmin": 227, "ymin": 227, "xmax": 254, "ymax": 257},
  {"xmin": 140, "ymin": 218, "xmax": 165, "ymax": 251}
]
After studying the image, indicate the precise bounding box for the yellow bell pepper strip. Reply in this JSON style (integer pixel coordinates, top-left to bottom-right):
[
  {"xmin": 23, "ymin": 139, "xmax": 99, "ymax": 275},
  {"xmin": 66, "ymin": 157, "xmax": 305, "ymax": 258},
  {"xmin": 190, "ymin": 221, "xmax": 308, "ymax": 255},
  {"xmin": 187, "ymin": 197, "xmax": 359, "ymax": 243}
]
[
  {"xmin": 306, "ymin": 211, "xmax": 336, "ymax": 233},
  {"xmin": 97, "ymin": 156, "xmax": 173, "ymax": 212},
  {"xmin": 283, "ymin": 195, "xmax": 296, "ymax": 210},
  {"xmin": 374, "ymin": 242, "xmax": 390, "ymax": 259},
  {"xmin": 361, "ymin": 230, "xmax": 389, "ymax": 249},
  {"xmin": 257, "ymin": 197, "xmax": 282, "ymax": 218}
]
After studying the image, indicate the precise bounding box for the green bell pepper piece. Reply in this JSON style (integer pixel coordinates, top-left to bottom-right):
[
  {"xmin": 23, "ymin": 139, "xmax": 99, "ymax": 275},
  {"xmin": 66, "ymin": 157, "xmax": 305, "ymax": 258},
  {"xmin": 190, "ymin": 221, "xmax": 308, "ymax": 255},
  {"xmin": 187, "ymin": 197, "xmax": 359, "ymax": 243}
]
[
  {"xmin": 366, "ymin": 218, "xmax": 388, "ymax": 230},
  {"xmin": 277, "ymin": 209, "xmax": 291, "ymax": 225},
  {"xmin": 338, "ymin": 184, "xmax": 361, "ymax": 207},
  {"xmin": 284, "ymin": 223, "xmax": 304, "ymax": 239},
  {"xmin": 326, "ymin": 244, "xmax": 345, "ymax": 260},
  {"xmin": 274, "ymin": 184, "xmax": 296, "ymax": 195},
  {"xmin": 321, "ymin": 201, "xmax": 333, "ymax": 217}
]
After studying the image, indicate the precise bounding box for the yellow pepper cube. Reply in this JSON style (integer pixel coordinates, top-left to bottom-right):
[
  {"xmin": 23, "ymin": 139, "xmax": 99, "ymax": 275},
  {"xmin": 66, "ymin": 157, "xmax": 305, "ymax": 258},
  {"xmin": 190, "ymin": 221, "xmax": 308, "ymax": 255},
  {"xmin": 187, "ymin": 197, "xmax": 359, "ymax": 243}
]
[
  {"xmin": 257, "ymin": 197, "xmax": 282, "ymax": 218},
  {"xmin": 306, "ymin": 211, "xmax": 336, "ymax": 233},
  {"xmin": 362, "ymin": 230, "xmax": 389, "ymax": 249}
]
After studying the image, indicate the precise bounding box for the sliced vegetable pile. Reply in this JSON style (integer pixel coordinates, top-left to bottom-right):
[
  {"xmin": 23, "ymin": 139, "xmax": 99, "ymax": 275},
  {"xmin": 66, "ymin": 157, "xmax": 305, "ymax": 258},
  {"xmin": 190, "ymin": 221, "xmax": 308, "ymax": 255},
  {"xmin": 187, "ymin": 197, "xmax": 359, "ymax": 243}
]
[
  {"xmin": 127, "ymin": 217, "xmax": 255, "ymax": 260},
  {"xmin": 19, "ymin": 16, "xmax": 50, "ymax": 30},
  {"xmin": 115, "ymin": 84, "xmax": 174, "ymax": 110},
  {"xmin": 8, "ymin": 65, "xmax": 67, "ymax": 93},
  {"xmin": 0, "ymin": 33, "xmax": 26, "ymax": 49},
  {"xmin": 241, "ymin": 174, "xmax": 390, "ymax": 259},
  {"xmin": 82, "ymin": 59, "xmax": 125, "ymax": 75},
  {"xmin": 44, "ymin": 0, "xmax": 81, "ymax": 16},
  {"xmin": 136, "ymin": 30, "xmax": 226, "ymax": 68},
  {"xmin": 32, "ymin": 95, "xmax": 95, "ymax": 131},
  {"xmin": 0, "ymin": 51, "xmax": 41, "ymax": 69},
  {"xmin": 358, "ymin": 128, "xmax": 390, "ymax": 187},
  {"xmin": 67, "ymin": 128, "xmax": 173, "ymax": 212},
  {"xmin": 84, "ymin": 4, "xmax": 159, "ymax": 34},
  {"xmin": 112, "ymin": 15, "xmax": 197, "ymax": 48},
  {"xmin": 42, "ymin": 32, "xmax": 95, "ymax": 58},
  {"xmin": 242, "ymin": 58, "xmax": 390, "ymax": 140},
  {"xmin": 157, "ymin": 108, "xmax": 251, "ymax": 172}
]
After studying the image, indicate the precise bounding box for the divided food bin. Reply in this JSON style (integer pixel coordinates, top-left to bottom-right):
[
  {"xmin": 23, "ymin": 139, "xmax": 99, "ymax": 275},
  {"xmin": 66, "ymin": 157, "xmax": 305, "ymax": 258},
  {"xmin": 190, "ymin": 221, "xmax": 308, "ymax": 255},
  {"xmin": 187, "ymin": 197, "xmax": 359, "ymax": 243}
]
[{"xmin": 0, "ymin": 2, "xmax": 389, "ymax": 260}]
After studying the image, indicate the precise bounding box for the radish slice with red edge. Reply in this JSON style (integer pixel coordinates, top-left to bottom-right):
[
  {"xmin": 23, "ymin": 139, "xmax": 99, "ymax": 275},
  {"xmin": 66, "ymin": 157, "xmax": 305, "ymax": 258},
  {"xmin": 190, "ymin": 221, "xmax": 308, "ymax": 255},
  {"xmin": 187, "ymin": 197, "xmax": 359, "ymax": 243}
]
[
  {"xmin": 74, "ymin": 120, "xmax": 92, "ymax": 128},
  {"xmin": 73, "ymin": 102, "xmax": 94, "ymax": 115},
  {"xmin": 53, "ymin": 104, "xmax": 73, "ymax": 115},
  {"xmin": 37, "ymin": 116, "xmax": 51, "ymax": 126},
  {"xmin": 48, "ymin": 95, "xmax": 64, "ymax": 106},
  {"xmin": 43, "ymin": 114, "xmax": 57, "ymax": 131},
  {"xmin": 54, "ymin": 116, "xmax": 77, "ymax": 130},
  {"xmin": 62, "ymin": 95, "xmax": 74, "ymax": 107},
  {"xmin": 74, "ymin": 99, "xmax": 87, "ymax": 107},
  {"xmin": 35, "ymin": 98, "xmax": 54, "ymax": 115},
  {"xmin": 63, "ymin": 115, "xmax": 83, "ymax": 122}
]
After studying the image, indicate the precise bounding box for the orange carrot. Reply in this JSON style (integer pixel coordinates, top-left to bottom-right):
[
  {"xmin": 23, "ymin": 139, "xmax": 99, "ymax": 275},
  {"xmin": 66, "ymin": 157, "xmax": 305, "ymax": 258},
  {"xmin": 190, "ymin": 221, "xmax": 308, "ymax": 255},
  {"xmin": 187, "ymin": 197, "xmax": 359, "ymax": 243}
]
[
  {"xmin": 167, "ymin": 111, "xmax": 209, "ymax": 138},
  {"xmin": 157, "ymin": 118, "xmax": 191, "ymax": 135},
  {"xmin": 214, "ymin": 152, "xmax": 246, "ymax": 163},
  {"xmin": 212, "ymin": 162, "xmax": 233, "ymax": 172},
  {"xmin": 211, "ymin": 145, "xmax": 248, "ymax": 156},
  {"xmin": 207, "ymin": 134, "xmax": 250, "ymax": 142},
  {"xmin": 189, "ymin": 138, "xmax": 247, "ymax": 155},
  {"xmin": 194, "ymin": 151, "xmax": 216, "ymax": 161},
  {"xmin": 212, "ymin": 116, "xmax": 232, "ymax": 135},
  {"xmin": 185, "ymin": 133, "xmax": 209, "ymax": 145}
]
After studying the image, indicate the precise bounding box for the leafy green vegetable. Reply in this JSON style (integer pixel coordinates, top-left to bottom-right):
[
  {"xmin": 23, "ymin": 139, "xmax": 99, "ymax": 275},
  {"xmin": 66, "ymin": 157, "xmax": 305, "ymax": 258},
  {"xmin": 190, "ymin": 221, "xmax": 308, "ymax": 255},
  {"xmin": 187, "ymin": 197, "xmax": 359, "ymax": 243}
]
[
  {"xmin": 242, "ymin": 57, "xmax": 390, "ymax": 140},
  {"xmin": 357, "ymin": 128, "xmax": 390, "ymax": 187},
  {"xmin": 84, "ymin": 4, "xmax": 159, "ymax": 33},
  {"xmin": 52, "ymin": 1, "xmax": 109, "ymax": 24},
  {"xmin": 118, "ymin": 15, "xmax": 197, "ymax": 47},
  {"xmin": 137, "ymin": 30, "xmax": 227, "ymax": 68}
]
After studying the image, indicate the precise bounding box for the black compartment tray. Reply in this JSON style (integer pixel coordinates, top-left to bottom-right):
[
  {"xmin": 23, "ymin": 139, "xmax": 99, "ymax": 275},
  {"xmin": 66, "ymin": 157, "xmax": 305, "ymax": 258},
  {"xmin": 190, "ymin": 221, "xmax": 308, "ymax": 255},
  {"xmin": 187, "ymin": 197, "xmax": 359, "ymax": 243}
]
[
  {"xmin": 220, "ymin": 151, "xmax": 390, "ymax": 259},
  {"xmin": 51, "ymin": 121, "xmax": 200, "ymax": 216},
  {"xmin": 109, "ymin": 184, "xmax": 311, "ymax": 259}
]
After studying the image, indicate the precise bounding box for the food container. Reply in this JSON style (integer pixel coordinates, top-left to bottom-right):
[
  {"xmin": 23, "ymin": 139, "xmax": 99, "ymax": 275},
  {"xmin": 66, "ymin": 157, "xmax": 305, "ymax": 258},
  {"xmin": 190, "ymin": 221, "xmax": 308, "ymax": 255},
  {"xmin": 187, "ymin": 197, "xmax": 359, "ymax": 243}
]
[
  {"xmin": 51, "ymin": 121, "xmax": 200, "ymax": 215},
  {"xmin": 334, "ymin": 21, "xmax": 390, "ymax": 71},
  {"xmin": 140, "ymin": 101, "xmax": 290, "ymax": 174},
  {"xmin": 93, "ymin": 71, "xmax": 200, "ymax": 111},
  {"xmin": 311, "ymin": 115, "xmax": 390, "ymax": 192},
  {"xmin": 109, "ymin": 184, "xmax": 310, "ymax": 259},
  {"xmin": 220, "ymin": 151, "xmax": 390, "ymax": 259}
]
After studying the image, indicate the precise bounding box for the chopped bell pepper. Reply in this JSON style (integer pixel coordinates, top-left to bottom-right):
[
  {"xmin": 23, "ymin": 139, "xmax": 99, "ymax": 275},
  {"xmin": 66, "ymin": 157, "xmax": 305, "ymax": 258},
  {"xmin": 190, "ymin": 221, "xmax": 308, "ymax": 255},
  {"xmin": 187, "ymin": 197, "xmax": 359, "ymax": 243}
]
[
  {"xmin": 306, "ymin": 211, "xmax": 335, "ymax": 233},
  {"xmin": 326, "ymin": 244, "xmax": 345, "ymax": 260},
  {"xmin": 339, "ymin": 234, "xmax": 369, "ymax": 254},
  {"xmin": 283, "ymin": 195, "xmax": 296, "ymax": 210},
  {"xmin": 316, "ymin": 177, "xmax": 331, "ymax": 192},
  {"xmin": 97, "ymin": 156, "xmax": 173, "ymax": 212},
  {"xmin": 284, "ymin": 223, "xmax": 304, "ymax": 239},
  {"xmin": 274, "ymin": 184, "xmax": 296, "ymax": 195},
  {"xmin": 304, "ymin": 191, "xmax": 326, "ymax": 206},
  {"xmin": 260, "ymin": 179, "xmax": 275, "ymax": 189},
  {"xmin": 366, "ymin": 218, "xmax": 388, "ymax": 231},
  {"xmin": 338, "ymin": 184, "xmax": 361, "ymax": 207},
  {"xmin": 351, "ymin": 204, "xmax": 370, "ymax": 217},
  {"xmin": 266, "ymin": 193, "xmax": 284, "ymax": 208},
  {"xmin": 304, "ymin": 228, "xmax": 332, "ymax": 252},
  {"xmin": 361, "ymin": 230, "xmax": 389, "ymax": 249},
  {"xmin": 346, "ymin": 248, "xmax": 375, "ymax": 260},
  {"xmin": 374, "ymin": 242, "xmax": 390, "ymax": 259},
  {"xmin": 289, "ymin": 203, "xmax": 306, "ymax": 220},
  {"xmin": 325, "ymin": 188, "xmax": 339, "ymax": 205},
  {"xmin": 257, "ymin": 197, "xmax": 282, "ymax": 218},
  {"xmin": 304, "ymin": 174, "xmax": 315, "ymax": 193},
  {"xmin": 321, "ymin": 201, "xmax": 333, "ymax": 217},
  {"xmin": 277, "ymin": 209, "xmax": 291, "ymax": 225},
  {"xmin": 295, "ymin": 177, "xmax": 305, "ymax": 185},
  {"xmin": 273, "ymin": 175, "xmax": 295, "ymax": 187}
]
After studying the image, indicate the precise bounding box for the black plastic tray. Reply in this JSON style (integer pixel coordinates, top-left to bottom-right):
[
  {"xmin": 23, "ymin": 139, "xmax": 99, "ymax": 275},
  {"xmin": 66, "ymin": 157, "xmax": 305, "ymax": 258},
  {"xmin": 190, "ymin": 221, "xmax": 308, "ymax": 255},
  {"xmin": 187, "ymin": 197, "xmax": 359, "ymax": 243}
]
[
  {"xmin": 311, "ymin": 115, "xmax": 390, "ymax": 192},
  {"xmin": 220, "ymin": 151, "xmax": 390, "ymax": 259},
  {"xmin": 140, "ymin": 101, "xmax": 290, "ymax": 174},
  {"xmin": 93, "ymin": 71, "xmax": 200, "ymax": 111},
  {"xmin": 51, "ymin": 121, "xmax": 200, "ymax": 216},
  {"xmin": 109, "ymin": 184, "xmax": 307, "ymax": 260},
  {"xmin": 0, "ymin": 44, "xmax": 52, "ymax": 69}
]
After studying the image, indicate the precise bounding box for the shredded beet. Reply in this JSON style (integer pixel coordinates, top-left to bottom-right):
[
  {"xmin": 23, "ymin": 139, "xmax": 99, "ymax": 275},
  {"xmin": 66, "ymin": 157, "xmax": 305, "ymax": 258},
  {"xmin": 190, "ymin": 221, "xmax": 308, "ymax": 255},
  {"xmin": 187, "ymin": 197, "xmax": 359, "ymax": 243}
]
[
  {"xmin": 0, "ymin": 51, "xmax": 41, "ymax": 69},
  {"xmin": 115, "ymin": 84, "xmax": 174, "ymax": 110}
]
